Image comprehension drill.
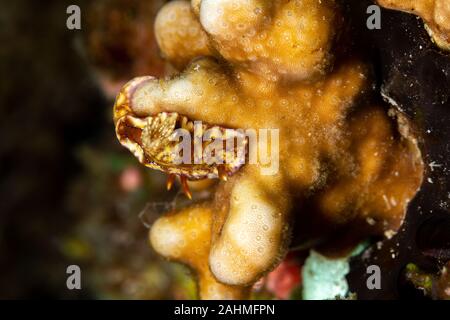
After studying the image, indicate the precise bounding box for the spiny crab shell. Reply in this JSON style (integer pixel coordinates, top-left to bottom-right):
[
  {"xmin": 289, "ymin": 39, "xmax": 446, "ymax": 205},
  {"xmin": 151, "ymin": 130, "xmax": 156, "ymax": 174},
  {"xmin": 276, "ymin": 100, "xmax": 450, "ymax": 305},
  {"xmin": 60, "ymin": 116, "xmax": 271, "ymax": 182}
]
[{"xmin": 114, "ymin": 76, "xmax": 248, "ymax": 182}]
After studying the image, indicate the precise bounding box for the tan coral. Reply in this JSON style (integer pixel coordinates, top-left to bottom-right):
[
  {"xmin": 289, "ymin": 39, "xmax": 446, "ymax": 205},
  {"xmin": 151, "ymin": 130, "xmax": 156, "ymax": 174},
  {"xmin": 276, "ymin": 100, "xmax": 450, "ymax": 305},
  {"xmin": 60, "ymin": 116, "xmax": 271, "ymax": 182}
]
[
  {"xmin": 113, "ymin": 0, "xmax": 424, "ymax": 298},
  {"xmin": 155, "ymin": 0, "xmax": 212, "ymax": 70},
  {"xmin": 150, "ymin": 204, "xmax": 249, "ymax": 299},
  {"xmin": 202, "ymin": 0, "xmax": 341, "ymax": 81},
  {"xmin": 377, "ymin": 0, "xmax": 450, "ymax": 50}
]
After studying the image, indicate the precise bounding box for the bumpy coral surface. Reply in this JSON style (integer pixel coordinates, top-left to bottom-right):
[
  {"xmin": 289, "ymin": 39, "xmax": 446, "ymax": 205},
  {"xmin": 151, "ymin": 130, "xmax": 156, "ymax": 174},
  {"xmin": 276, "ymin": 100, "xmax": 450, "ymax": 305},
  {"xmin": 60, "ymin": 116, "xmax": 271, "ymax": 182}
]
[
  {"xmin": 377, "ymin": 0, "xmax": 450, "ymax": 50},
  {"xmin": 113, "ymin": 0, "xmax": 424, "ymax": 299},
  {"xmin": 150, "ymin": 204, "xmax": 250, "ymax": 299}
]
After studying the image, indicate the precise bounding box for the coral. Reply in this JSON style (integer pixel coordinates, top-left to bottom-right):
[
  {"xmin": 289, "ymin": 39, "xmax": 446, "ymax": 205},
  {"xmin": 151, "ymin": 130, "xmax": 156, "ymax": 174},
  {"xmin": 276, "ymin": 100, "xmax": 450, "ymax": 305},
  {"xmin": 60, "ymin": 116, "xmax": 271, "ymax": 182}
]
[
  {"xmin": 155, "ymin": 0, "xmax": 212, "ymax": 70},
  {"xmin": 113, "ymin": 0, "xmax": 424, "ymax": 298},
  {"xmin": 377, "ymin": 0, "xmax": 450, "ymax": 50},
  {"xmin": 150, "ymin": 204, "xmax": 250, "ymax": 299}
]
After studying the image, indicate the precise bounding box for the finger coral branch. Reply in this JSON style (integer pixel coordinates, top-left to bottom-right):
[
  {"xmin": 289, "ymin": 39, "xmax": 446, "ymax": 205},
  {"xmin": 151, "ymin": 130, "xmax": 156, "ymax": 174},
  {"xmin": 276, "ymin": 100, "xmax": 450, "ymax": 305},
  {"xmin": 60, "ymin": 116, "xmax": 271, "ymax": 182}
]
[
  {"xmin": 155, "ymin": 1, "xmax": 212, "ymax": 69},
  {"xmin": 150, "ymin": 204, "xmax": 250, "ymax": 299},
  {"xmin": 200, "ymin": 0, "xmax": 340, "ymax": 81}
]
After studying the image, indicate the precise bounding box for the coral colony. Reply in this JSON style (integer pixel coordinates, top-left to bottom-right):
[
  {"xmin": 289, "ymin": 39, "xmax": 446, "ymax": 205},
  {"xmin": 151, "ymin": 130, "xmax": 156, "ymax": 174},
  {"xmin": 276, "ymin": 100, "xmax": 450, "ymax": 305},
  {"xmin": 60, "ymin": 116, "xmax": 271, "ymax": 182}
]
[{"xmin": 113, "ymin": 0, "xmax": 425, "ymax": 299}]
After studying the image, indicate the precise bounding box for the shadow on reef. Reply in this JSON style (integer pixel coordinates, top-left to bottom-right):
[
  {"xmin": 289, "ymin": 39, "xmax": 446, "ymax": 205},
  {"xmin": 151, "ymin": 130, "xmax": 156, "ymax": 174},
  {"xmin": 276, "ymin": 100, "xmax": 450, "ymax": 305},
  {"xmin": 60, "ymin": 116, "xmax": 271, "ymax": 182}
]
[{"xmin": 345, "ymin": 0, "xmax": 450, "ymax": 300}]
